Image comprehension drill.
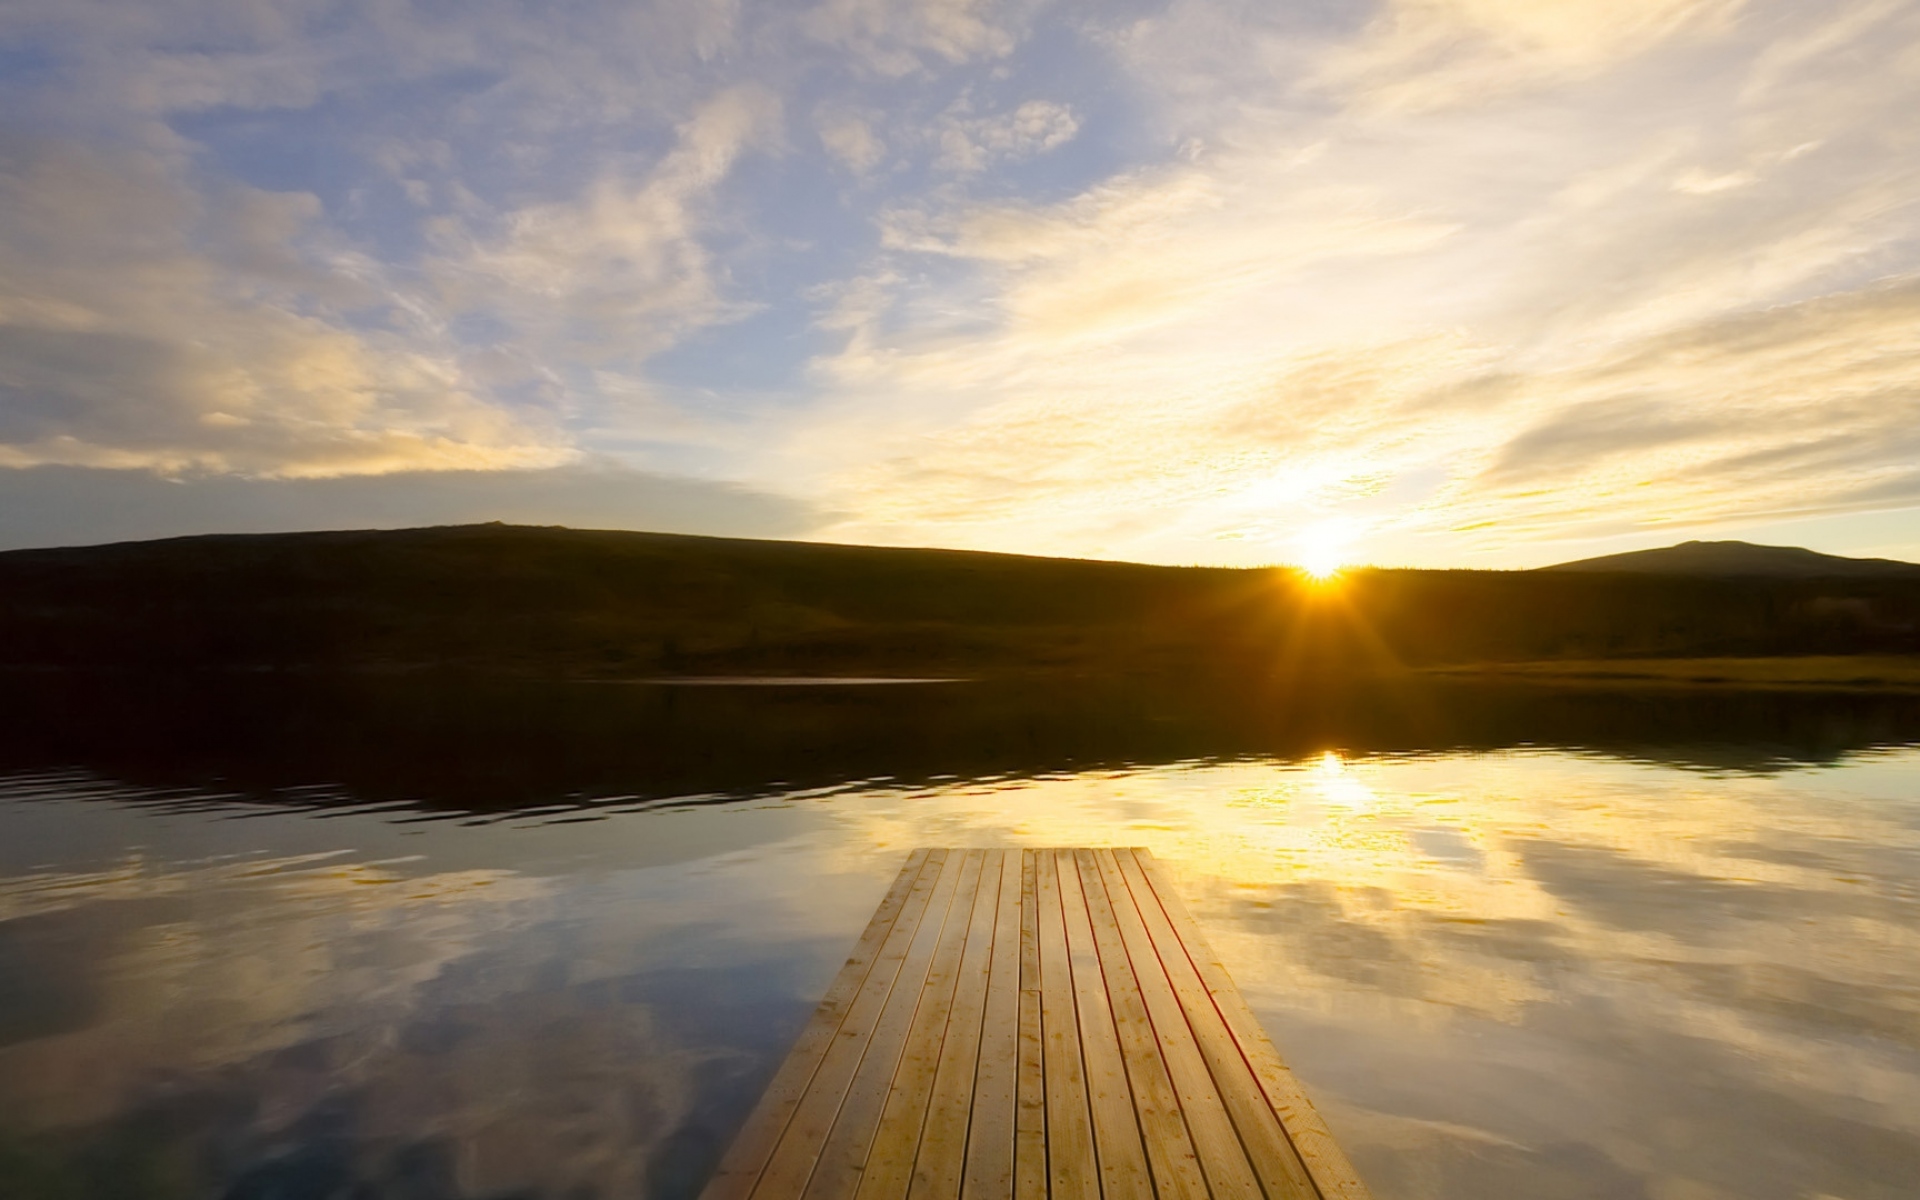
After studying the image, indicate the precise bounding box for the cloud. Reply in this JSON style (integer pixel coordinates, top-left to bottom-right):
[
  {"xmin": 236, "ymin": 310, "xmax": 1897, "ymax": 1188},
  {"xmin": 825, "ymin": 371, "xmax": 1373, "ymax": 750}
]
[
  {"xmin": 0, "ymin": 58, "xmax": 784, "ymax": 480},
  {"xmin": 769, "ymin": 0, "xmax": 1920, "ymax": 565},
  {"xmin": 3, "ymin": 0, "xmax": 1919, "ymax": 564},
  {"xmin": 817, "ymin": 108, "xmax": 887, "ymax": 174},
  {"xmin": 0, "ymin": 2, "xmax": 807, "ymax": 520},
  {"xmin": 804, "ymin": 265, "xmax": 1920, "ymax": 561},
  {"xmin": 805, "ymin": 258, "xmax": 1920, "ymax": 562},
  {"xmin": 0, "ymin": 136, "xmax": 568, "ymax": 478},
  {"xmin": 1442, "ymin": 279, "xmax": 1920, "ymax": 535},
  {"xmin": 1318, "ymin": 0, "xmax": 1747, "ymax": 111},
  {"xmin": 804, "ymin": 0, "xmax": 1030, "ymax": 76},
  {"xmin": 0, "ymin": 0, "xmax": 747, "ymax": 127},
  {"xmin": 935, "ymin": 99, "xmax": 1082, "ymax": 172},
  {"xmin": 434, "ymin": 87, "xmax": 782, "ymax": 367}
]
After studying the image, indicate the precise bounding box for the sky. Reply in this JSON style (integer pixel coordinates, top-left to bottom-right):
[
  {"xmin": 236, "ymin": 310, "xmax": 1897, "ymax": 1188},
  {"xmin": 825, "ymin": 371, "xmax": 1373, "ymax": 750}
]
[{"xmin": 1, "ymin": 0, "xmax": 1918, "ymax": 568}]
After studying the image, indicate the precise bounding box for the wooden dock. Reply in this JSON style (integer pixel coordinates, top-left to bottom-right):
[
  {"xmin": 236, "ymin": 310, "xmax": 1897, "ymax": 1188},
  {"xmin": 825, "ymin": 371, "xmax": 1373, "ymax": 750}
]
[{"xmin": 701, "ymin": 848, "xmax": 1371, "ymax": 1200}]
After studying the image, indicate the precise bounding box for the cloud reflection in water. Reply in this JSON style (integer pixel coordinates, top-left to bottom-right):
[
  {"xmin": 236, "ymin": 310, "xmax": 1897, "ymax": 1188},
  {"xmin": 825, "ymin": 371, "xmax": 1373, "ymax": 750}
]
[{"xmin": 0, "ymin": 746, "xmax": 1916, "ymax": 1199}]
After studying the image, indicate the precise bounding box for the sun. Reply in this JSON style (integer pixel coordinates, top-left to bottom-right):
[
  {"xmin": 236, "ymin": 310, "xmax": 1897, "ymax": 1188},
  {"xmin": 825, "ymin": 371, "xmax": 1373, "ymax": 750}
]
[
  {"xmin": 1295, "ymin": 520, "xmax": 1354, "ymax": 580},
  {"xmin": 1300, "ymin": 544, "xmax": 1344, "ymax": 580}
]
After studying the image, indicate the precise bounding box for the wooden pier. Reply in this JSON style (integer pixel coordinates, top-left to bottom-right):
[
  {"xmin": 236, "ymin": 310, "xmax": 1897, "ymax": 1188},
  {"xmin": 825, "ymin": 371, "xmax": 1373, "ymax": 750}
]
[{"xmin": 701, "ymin": 848, "xmax": 1371, "ymax": 1200}]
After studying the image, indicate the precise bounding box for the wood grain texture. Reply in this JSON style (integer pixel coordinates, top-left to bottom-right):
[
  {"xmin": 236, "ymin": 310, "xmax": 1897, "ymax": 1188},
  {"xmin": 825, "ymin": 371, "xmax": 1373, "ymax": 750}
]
[
  {"xmin": 857, "ymin": 850, "xmax": 986, "ymax": 1200},
  {"xmin": 1035, "ymin": 850, "xmax": 1099, "ymax": 1200},
  {"xmin": 910, "ymin": 850, "xmax": 1007, "ymax": 1200},
  {"xmin": 1077, "ymin": 850, "xmax": 1211, "ymax": 1200},
  {"xmin": 1114, "ymin": 850, "xmax": 1318, "ymax": 1200},
  {"xmin": 1089, "ymin": 851, "xmax": 1263, "ymax": 1200},
  {"xmin": 750, "ymin": 850, "xmax": 953, "ymax": 1200},
  {"xmin": 960, "ymin": 849, "xmax": 1023, "ymax": 1200},
  {"xmin": 1132, "ymin": 852, "xmax": 1374, "ymax": 1200},
  {"xmin": 705, "ymin": 847, "xmax": 1371, "ymax": 1200},
  {"xmin": 1013, "ymin": 851, "xmax": 1048, "ymax": 1200},
  {"xmin": 1055, "ymin": 853, "xmax": 1153, "ymax": 1200},
  {"xmin": 703, "ymin": 850, "xmax": 935, "ymax": 1200},
  {"xmin": 802, "ymin": 850, "xmax": 968, "ymax": 1200}
]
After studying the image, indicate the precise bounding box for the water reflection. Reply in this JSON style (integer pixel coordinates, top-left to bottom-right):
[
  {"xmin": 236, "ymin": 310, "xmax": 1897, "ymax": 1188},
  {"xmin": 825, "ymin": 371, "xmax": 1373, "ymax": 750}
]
[
  {"xmin": 0, "ymin": 675, "xmax": 1917, "ymax": 1199},
  {"xmin": 3, "ymin": 670, "xmax": 1918, "ymax": 815}
]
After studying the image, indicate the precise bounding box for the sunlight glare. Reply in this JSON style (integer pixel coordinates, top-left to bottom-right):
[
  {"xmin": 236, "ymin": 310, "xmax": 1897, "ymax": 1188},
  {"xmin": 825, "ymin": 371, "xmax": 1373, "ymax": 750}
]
[
  {"xmin": 1296, "ymin": 520, "xmax": 1354, "ymax": 580},
  {"xmin": 1312, "ymin": 750, "xmax": 1376, "ymax": 808}
]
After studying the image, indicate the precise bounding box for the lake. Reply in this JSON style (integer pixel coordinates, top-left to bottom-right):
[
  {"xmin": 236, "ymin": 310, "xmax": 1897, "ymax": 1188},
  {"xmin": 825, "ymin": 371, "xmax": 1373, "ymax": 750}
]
[{"xmin": 1, "ymin": 672, "xmax": 1917, "ymax": 1200}]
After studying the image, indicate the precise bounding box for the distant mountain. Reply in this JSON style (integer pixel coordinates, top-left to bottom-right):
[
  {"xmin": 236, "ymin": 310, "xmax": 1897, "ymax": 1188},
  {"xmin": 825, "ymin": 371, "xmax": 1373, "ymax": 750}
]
[{"xmin": 1542, "ymin": 540, "xmax": 1920, "ymax": 578}]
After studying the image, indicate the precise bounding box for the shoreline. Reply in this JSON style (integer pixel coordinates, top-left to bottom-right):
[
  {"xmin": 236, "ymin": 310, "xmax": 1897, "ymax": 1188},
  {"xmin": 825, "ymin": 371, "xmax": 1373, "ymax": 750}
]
[{"xmin": 1419, "ymin": 655, "xmax": 1920, "ymax": 692}]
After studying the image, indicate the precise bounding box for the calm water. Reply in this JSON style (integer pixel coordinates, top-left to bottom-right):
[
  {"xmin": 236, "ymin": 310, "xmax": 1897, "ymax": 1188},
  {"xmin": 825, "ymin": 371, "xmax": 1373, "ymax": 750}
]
[{"xmin": 1, "ymin": 674, "xmax": 1918, "ymax": 1200}]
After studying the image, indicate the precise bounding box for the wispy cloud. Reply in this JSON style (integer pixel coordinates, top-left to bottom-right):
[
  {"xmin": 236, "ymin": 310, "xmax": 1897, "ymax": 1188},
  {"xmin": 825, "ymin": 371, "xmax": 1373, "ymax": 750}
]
[
  {"xmin": 0, "ymin": 136, "xmax": 568, "ymax": 477},
  {"xmin": 935, "ymin": 99, "xmax": 1081, "ymax": 172},
  {"xmin": 2, "ymin": 0, "xmax": 1918, "ymax": 561},
  {"xmin": 784, "ymin": 0, "xmax": 1920, "ymax": 565},
  {"xmin": 434, "ymin": 87, "xmax": 782, "ymax": 366},
  {"xmin": 1308, "ymin": 0, "xmax": 1747, "ymax": 114},
  {"xmin": 817, "ymin": 107, "xmax": 889, "ymax": 175},
  {"xmin": 804, "ymin": 0, "xmax": 1031, "ymax": 76}
]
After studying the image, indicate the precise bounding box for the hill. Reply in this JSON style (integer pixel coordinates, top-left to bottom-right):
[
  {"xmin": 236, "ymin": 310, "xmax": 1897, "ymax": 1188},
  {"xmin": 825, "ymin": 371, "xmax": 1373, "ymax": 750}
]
[
  {"xmin": 1543, "ymin": 539, "xmax": 1920, "ymax": 578},
  {"xmin": 1, "ymin": 524, "xmax": 1917, "ymax": 676}
]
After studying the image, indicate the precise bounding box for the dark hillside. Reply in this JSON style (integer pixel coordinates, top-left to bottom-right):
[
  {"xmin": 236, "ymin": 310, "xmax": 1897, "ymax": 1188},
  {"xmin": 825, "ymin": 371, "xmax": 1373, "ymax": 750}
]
[
  {"xmin": 1543, "ymin": 539, "xmax": 1920, "ymax": 578},
  {"xmin": 1, "ymin": 525, "xmax": 1917, "ymax": 675},
  {"xmin": 1337, "ymin": 568, "xmax": 1920, "ymax": 663},
  {"xmin": 0, "ymin": 524, "xmax": 1268, "ymax": 675}
]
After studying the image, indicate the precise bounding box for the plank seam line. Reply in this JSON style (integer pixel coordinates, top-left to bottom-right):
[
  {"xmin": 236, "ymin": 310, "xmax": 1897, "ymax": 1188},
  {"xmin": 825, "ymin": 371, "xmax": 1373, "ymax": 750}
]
[
  {"xmin": 862, "ymin": 851, "xmax": 974, "ymax": 1199},
  {"xmin": 1060, "ymin": 848, "xmax": 1107, "ymax": 1200},
  {"xmin": 1100, "ymin": 846, "xmax": 1223, "ymax": 1200},
  {"xmin": 802, "ymin": 849, "xmax": 968, "ymax": 1200},
  {"xmin": 1073, "ymin": 849, "xmax": 1158, "ymax": 1200},
  {"xmin": 1127, "ymin": 850, "xmax": 1326, "ymax": 1200},
  {"xmin": 1116, "ymin": 850, "xmax": 1309, "ymax": 1200},
  {"xmin": 1018, "ymin": 849, "xmax": 1046, "ymax": 1200},
  {"xmin": 1059, "ymin": 852, "xmax": 1099, "ymax": 1200},
  {"xmin": 1079, "ymin": 849, "xmax": 1175, "ymax": 1200},
  {"xmin": 719, "ymin": 849, "xmax": 935, "ymax": 1200},
  {"xmin": 940, "ymin": 850, "xmax": 1001, "ymax": 1200},
  {"xmin": 903, "ymin": 849, "xmax": 991, "ymax": 1198}
]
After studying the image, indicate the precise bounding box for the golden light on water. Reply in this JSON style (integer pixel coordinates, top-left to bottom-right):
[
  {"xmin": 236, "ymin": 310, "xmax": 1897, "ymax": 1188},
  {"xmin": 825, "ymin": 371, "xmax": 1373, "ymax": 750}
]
[
  {"xmin": 8, "ymin": 746, "xmax": 1920, "ymax": 1200},
  {"xmin": 1311, "ymin": 750, "xmax": 1376, "ymax": 809}
]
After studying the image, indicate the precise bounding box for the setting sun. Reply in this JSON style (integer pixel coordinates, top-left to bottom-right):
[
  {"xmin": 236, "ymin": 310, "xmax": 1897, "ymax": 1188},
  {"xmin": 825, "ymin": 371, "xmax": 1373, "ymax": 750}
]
[
  {"xmin": 1296, "ymin": 521, "xmax": 1354, "ymax": 580},
  {"xmin": 1300, "ymin": 549, "xmax": 1343, "ymax": 580}
]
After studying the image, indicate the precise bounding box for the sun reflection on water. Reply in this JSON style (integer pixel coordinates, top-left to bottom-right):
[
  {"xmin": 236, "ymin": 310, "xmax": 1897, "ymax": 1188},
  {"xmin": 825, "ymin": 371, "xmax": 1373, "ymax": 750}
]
[
  {"xmin": 2, "ymin": 748, "xmax": 1919, "ymax": 1200},
  {"xmin": 1312, "ymin": 749, "xmax": 1377, "ymax": 809}
]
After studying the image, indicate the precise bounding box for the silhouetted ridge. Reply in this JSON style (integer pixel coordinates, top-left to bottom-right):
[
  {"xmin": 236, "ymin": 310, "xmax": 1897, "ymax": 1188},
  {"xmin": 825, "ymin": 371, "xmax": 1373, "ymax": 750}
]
[
  {"xmin": 1543, "ymin": 539, "xmax": 1920, "ymax": 578},
  {"xmin": 1, "ymin": 523, "xmax": 1917, "ymax": 672}
]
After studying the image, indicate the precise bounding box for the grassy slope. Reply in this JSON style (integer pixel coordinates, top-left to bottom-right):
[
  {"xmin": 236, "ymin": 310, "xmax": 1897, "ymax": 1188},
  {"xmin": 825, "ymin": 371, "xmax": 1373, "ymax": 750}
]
[
  {"xmin": 1424, "ymin": 656, "xmax": 1920, "ymax": 691},
  {"xmin": 1, "ymin": 523, "xmax": 1917, "ymax": 677}
]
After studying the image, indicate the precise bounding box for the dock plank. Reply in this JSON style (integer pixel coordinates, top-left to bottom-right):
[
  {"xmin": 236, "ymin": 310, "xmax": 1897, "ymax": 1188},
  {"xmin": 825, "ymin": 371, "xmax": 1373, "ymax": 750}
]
[
  {"xmin": 703, "ymin": 851, "xmax": 935, "ymax": 1200},
  {"xmin": 1055, "ymin": 853, "xmax": 1154, "ymax": 1200},
  {"xmin": 739, "ymin": 850, "xmax": 951, "ymax": 1200},
  {"xmin": 1076, "ymin": 850, "xmax": 1211, "ymax": 1200},
  {"xmin": 960, "ymin": 849, "xmax": 1023, "ymax": 1200},
  {"xmin": 857, "ymin": 849, "xmax": 987, "ymax": 1200},
  {"xmin": 1089, "ymin": 851, "xmax": 1262, "ymax": 1200},
  {"xmin": 1013, "ymin": 851, "xmax": 1047, "ymax": 1200},
  {"xmin": 1112, "ymin": 851, "xmax": 1319, "ymax": 1200},
  {"xmin": 706, "ymin": 847, "xmax": 1371, "ymax": 1200},
  {"xmin": 915, "ymin": 850, "xmax": 1009, "ymax": 1200},
  {"xmin": 1132, "ymin": 852, "xmax": 1373, "ymax": 1200},
  {"xmin": 799, "ymin": 850, "xmax": 968, "ymax": 1200},
  {"xmin": 1035, "ymin": 850, "xmax": 1099, "ymax": 1200}
]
